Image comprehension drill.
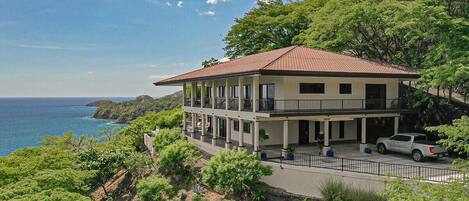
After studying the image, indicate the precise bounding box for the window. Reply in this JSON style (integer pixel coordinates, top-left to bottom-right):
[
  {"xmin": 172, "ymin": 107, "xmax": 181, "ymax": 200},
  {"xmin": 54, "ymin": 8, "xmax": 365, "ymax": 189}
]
[
  {"xmin": 243, "ymin": 122, "xmax": 251, "ymax": 133},
  {"xmin": 206, "ymin": 86, "xmax": 212, "ymax": 98},
  {"xmin": 390, "ymin": 135, "xmax": 411, "ymax": 142},
  {"xmin": 233, "ymin": 120, "xmax": 239, "ymax": 131},
  {"xmin": 218, "ymin": 86, "xmax": 225, "ymax": 97},
  {"xmin": 340, "ymin": 83, "xmax": 352, "ymax": 94},
  {"xmin": 260, "ymin": 84, "xmax": 275, "ymax": 99},
  {"xmin": 300, "ymin": 83, "xmax": 324, "ymax": 94},
  {"xmin": 244, "ymin": 85, "xmax": 252, "ymax": 99},
  {"xmin": 231, "ymin": 85, "xmax": 239, "ymax": 98}
]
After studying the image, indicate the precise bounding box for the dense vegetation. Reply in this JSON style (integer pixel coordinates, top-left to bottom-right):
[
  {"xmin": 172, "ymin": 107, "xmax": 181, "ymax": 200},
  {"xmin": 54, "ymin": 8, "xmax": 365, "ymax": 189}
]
[
  {"xmin": 225, "ymin": 0, "xmax": 468, "ymax": 98},
  {"xmin": 90, "ymin": 91, "xmax": 182, "ymax": 123}
]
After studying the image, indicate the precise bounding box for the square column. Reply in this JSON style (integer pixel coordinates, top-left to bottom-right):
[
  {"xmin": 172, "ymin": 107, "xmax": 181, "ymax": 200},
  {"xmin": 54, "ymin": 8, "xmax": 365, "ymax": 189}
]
[
  {"xmin": 201, "ymin": 114, "xmax": 206, "ymax": 138},
  {"xmin": 253, "ymin": 121, "xmax": 259, "ymax": 153},
  {"xmin": 323, "ymin": 120, "xmax": 331, "ymax": 156},
  {"xmin": 282, "ymin": 120, "xmax": 288, "ymax": 157},
  {"xmin": 360, "ymin": 118, "xmax": 369, "ymax": 152},
  {"xmin": 182, "ymin": 112, "xmax": 186, "ymax": 131},
  {"xmin": 201, "ymin": 81, "xmax": 205, "ymax": 108},
  {"xmin": 190, "ymin": 82, "xmax": 196, "ymax": 107},
  {"xmin": 225, "ymin": 79, "xmax": 229, "ymax": 110},
  {"xmin": 252, "ymin": 76, "xmax": 259, "ymax": 112},
  {"xmin": 191, "ymin": 113, "xmax": 196, "ymax": 138},
  {"xmin": 211, "ymin": 81, "xmax": 216, "ymax": 109},
  {"xmin": 394, "ymin": 116, "xmax": 399, "ymax": 135},
  {"xmin": 225, "ymin": 117, "xmax": 232, "ymax": 149},
  {"xmin": 182, "ymin": 83, "xmax": 187, "ymax": 106},
  {"xmin": 238, "ymin": 119, "xmax": 244, "ymax": 150},
  {"xmin": 212, "ymin": 116, "xmax": 218, "ymax": 146},
  {"xmin": 238, "ymin": 77, "xmax": 243, "ymax": 111}
]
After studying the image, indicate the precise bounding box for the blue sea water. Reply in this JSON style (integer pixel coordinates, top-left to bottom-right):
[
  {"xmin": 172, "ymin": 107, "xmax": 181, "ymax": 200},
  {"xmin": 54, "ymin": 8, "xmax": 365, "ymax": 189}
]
[{"xmin": 0, "ymin": 98, "xmax": 131, "ymax": 156}]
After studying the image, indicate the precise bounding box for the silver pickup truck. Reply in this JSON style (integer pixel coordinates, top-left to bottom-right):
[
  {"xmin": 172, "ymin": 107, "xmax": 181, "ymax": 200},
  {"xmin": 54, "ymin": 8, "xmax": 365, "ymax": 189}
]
[{"xmin": 376, "ymin": 133, "xmax": 446, "ymax": 162}]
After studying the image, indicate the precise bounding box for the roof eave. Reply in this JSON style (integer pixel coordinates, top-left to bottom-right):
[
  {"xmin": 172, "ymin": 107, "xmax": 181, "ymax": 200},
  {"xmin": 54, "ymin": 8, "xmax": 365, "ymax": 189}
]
[
  {"xmin": 260, "ymin": 69, "xmax": 420, "ymax": 79},
  {"xmin": 153, "ymin": 70, "xmax": 261, "ymax": 86}
]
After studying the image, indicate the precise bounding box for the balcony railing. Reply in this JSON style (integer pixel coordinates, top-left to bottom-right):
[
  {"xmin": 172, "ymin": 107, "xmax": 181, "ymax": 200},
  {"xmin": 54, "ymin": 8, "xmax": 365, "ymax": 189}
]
[
  {"xmin": 228, "ymin": 98, "xmax": 238, "ymax": 110},
  {"xmin": 203, "ymin": 98, "xmax": 212, "ymax": 108},
  {"xmin": 241, "ymin": 99, "xmax": 253, "ymax": 111},
  {"xmin": 194, "ymin": 99, "xmax": 201, "ymax": 107},
  {"xmin": 257, "ymin": 98, "xmax": 407, "ymax": 112},
  {"xmin": 215, "ymin": 97, "xmax": 226, "ymax": 109},
  {"xmin": 183, "ymin": 98, "xmax": 191, "ymax": 106}
]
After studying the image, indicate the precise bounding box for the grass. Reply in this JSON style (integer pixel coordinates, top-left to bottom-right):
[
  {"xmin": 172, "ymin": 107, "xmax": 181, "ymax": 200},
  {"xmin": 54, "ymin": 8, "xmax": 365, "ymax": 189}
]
[{"xmin": 320, "ymin": 179, "xmax": 386, "ymax": 201}]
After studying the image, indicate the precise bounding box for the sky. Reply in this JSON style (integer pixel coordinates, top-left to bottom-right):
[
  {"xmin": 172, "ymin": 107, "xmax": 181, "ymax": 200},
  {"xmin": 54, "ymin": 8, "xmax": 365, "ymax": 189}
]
[{"xmin": 0, "ymin": 0, "xmax": 255, "ymax": 97}]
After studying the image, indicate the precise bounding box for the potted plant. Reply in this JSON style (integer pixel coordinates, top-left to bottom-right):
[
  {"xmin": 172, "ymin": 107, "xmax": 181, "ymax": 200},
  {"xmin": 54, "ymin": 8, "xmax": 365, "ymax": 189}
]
[
  {"xmin": 259, "ymin": 129, "xmax": 269, "ymax": 161},
  {"xmin": 286, "ymin": 145, "xmax": 295, "ymax": 160}
]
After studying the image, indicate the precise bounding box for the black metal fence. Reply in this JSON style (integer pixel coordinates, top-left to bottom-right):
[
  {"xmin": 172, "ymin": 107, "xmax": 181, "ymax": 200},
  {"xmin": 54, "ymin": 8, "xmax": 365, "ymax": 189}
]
[{"xmin": 264, "ymin": 149, "xmax": 464, "ymax": 183}]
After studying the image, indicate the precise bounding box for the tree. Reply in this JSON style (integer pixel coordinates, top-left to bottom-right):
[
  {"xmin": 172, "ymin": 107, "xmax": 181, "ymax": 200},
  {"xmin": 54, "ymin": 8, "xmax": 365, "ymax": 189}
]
[
  {"xmin": 426, "ymin": 116, "xmax": 469, "ymax": 155},
  {"xmin": 201, "ymin": 150, "xmax": 272, "ymax": 196},
  {"xmin": 152, "ymin": 129, "xmax": 186, "ymax": 152},
  {"xmin": 223, "ymin": 0, "xmax": 312, "ymax": 58},
  {"xmin": 202, "ymin": 58, "xmax": 220, "ymax": 68},
  {"xmin": 137, "ymin": 175, "xmax": 173, "ymax": 201},
  {"xmin": 157, "ymin": 141, "xmax": 201, "ymax": 184},
  {"xmin": 155, "ymin": 108, "xmax": 183, "ymax": 129}
]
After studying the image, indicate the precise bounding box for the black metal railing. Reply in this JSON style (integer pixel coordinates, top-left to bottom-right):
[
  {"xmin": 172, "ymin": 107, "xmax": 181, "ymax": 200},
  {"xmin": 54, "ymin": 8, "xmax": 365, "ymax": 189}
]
[
  {"xmin": 203, "ymin": 98, "xmax": 212, "ymax": 108},
  {"xmin": 257, "ymin": 98, "xmax": 407, "ymax": 112},
  {"xmin": 184, "ymin": 98, "xmax": 191, "ymax": 106},
  {"xmin": 228, "ymin": 98, "xmax": 238, "ymax": 110},
  {"xmin": 242, "ymin": 99, "xmax": 253, "ymax": 111},
  {"xmin": 215, "ymin": 98, "xmax": 226, "ymax": 109},
  {"xmin": 194, "ymin": 99, "xmax": 201, "ymax": 107},
  {"xmin": 263, "ymin": 149, "xmax": 464, "ymax": 183}
]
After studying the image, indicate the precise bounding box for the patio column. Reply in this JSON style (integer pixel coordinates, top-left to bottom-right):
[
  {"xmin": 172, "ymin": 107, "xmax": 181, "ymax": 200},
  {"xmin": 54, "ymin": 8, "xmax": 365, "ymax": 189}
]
[
  {"xmin": 238, "ymin": 77, "xmax": 243, "ymax": 111},
  {"xmin": 253, "ymin": 121, "xmax": 260, "ymax": 153},
  {"xmin": 225, "ymin": 79, "xmax": 229, "ymax": 110},
  {"xmin": 252, "ymin": 76, "xmax": 259, "ymax": 112},
  {"xmin": 225, "ymin": 117, "xmax": 232, "ymax": 149},
  {"xmin": 201, "ymin": 114, "xmax": 206, "ymax": 140},
  {"xmin": 191, "ymin": 113, "xmax": 196, "ymax": 138},
  {"xmin": 190, "ymin": 82, "xmax": 196, "ymax": 107},
  {"xmin": 360, "ymin": 118, "xmax": 368, "ymax": 152},
  {"xmin": 394, "ymin": 116, "xmax": 399, "ymax": 135},
  {"xmin": 182, "ymin": 112, "xmax": 186, "ymax": 132},
  {"xmin": 182, "ymin": 83, "xmax": 186, "ymax": 106},
  {"xmin": 201, "ymin": 81, "xmax": 205, "ymax": 108},
  {"xmin": 282, "ymin": 120, "xmax": 288, "ymax": 157},
  {"xmin": 238, "ymin": 119, "xmax": 245, "ymax": 150},
  {"xmin": 323, "ymin": 120, "xmax": 331, "ymax": 156},
  {"xmin": 212, "ymin": 116, "xmax": 218, "ymax": 146},
  {"xmin": 211, "ymin": 81, "xmax": 216, "ymax": 109}
]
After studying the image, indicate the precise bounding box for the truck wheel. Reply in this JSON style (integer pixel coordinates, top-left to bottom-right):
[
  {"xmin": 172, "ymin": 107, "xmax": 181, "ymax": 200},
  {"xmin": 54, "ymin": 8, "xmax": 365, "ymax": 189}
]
[
  {"xmin": 377, "ymin": 144, "xmax": 387, "ymax": 154},
  {"xmin": 412, "ymin": 150, "xmax": 424, "ymax": 162}
]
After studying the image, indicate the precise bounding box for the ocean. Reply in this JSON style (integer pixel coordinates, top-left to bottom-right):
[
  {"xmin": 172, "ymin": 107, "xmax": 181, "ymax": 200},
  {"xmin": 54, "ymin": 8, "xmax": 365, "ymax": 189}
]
[{"xmin": 0, "ymin": 98, "xmax": 131, "ymax": 156}]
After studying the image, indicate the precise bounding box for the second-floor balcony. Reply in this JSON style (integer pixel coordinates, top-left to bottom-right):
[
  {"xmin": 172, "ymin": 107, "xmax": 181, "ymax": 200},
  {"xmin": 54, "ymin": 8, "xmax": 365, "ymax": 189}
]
[
  {"xmin": 215, "ymin": 97, "xmax": 226, "ymax": 109},
  {"xmin": 257, "ymin": 98, "xmax": 409, "ymax": 113},
  {"xmin": 228, "ymin": 98, "xmax": 238, "ymax": 110}
]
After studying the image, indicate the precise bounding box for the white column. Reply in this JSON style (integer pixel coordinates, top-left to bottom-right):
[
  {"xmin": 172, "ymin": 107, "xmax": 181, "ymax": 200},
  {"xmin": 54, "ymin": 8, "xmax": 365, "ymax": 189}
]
[
  {"xmin": 253, "ymin": 121, "xmax": 259, "ymax": 153},
  {"xmin": 238, "ymin": 78, "xmax": 243, "ymax": 111},
  {"xmin": 182, "ymin": 112, "xmax": 186, "ymax": 131},
  {"xmin": 191, "ymin": 113, "xmax": 196, "ymax": 138},
  {"xmin": 225, "ymin": 117, "xmax": 232, "ymax": 149},
  {"xmin": 211, "ymin": 81, "xmax": 216, "ymax": 109},
  {"xmin": 360, "ymin": 118, "xmax": 368, "ymax": 152},
  {"xmin": 394, "ymin": 116, "xmax": 399, "ymax": 135},
  {"xmin": 212, "ymin": 116, "xmax": 218, "ymax": 146},
  {"xmin": 201, "ymin": 81, "xmax": 205, "ymax": 108},
  {"xmin": 225, "ymin": 79, "xmax": 229, "ymax": 110},
  {"xmin": 238, "ymin": 119, "xmax": 244, "ymax": 150},
  {"xmin": 323, "ymin": 120, "xmax": 331, "ymax": 156},
  {"xmin": 252, "ymin": 76, "xmax": 259, "ymax": 112},
  {"xmin": 182, "ymin": 83, "xmax": 186, "ymax": 106},
  {"xmin": 282, "ymin": 120, "xmax": 288, "ymax": 157},
  {"xmin": 190, "ymin": 82, "xmax": 195, "ymax": 107}
]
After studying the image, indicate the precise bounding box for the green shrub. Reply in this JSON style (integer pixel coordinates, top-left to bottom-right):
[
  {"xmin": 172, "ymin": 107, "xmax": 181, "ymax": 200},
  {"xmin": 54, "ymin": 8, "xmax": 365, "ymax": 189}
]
[
  {"xmin": 153, "ymin": 129, "xmax": 186, "ymax": 152},
  {"xmin": 251, "ymin": 186, "xmax": 267, "ymax": 201},
  {"xmin": 320, "ymin": 180, "xmax": 385, "ymax": 201},
  {"xmin": 202, "ymin": 150, "xmax": 272, "ymax": 195},
  {"xmin": 137, "ymin": 175, "xmax": 173, "ymax": 201},
  {"xmin": 157, "ymin": 141, "xmax": 201, "ymax": 184},
  {"xmin": 155, "ymin": 108, "xmax": 183, "ymax": 129}
]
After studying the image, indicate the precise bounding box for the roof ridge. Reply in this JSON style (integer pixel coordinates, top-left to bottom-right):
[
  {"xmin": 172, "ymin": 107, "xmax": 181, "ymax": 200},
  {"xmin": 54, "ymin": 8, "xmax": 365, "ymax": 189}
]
[{"xmin": 261, "ymin": 45, "xmax": 298, "ymax": 70}]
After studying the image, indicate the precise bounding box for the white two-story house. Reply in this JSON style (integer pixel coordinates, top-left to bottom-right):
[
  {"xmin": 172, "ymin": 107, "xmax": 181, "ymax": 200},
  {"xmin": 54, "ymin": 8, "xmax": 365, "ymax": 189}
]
[{"xmin": 154, "ymin": 46, "xmax": 419, "ymax": 156}]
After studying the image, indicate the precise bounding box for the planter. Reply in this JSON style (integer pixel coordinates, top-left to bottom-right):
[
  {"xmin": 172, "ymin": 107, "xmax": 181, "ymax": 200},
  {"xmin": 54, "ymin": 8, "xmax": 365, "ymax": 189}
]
[
  {"xmin": 260, "ymin": 152, "xmax": 268, "ymax": 161},
  {"xmin": 326, "ymin": 149, "xmax": 334, "ymax": 157},
  {"xmin": 364, "ymin": 147, "xmax": 372, "ymax": 154},
  {"xmin": 286, "ymin": 153, "xmax": 294, "ymax": 160}
]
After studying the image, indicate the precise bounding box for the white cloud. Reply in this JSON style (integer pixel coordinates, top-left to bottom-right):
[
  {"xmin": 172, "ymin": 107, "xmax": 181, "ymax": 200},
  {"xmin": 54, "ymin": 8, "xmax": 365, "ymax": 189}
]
[
  {"xmin": 15, "ymin": 43, "xmax": 94, "ymax": 51},
  {"xmin": 199, "ymin": 10, "xmax": 216, "ymax": 16},
  {"xmin": 87, "ymin": 71, "xmax": 96, "ymax": 75},
  {"xmin": 142, "ymin": 64, "xmax": 159, "ymax": 68},
  {"xmin": 165, "ymin": 1, "xmax": 172, "ymax": 6},
  {"xmin": 206, "ymin": 0, "xmax": 229, "ymax": 5},
  {"xmin": 177, "ymin": 1, "xmax": 184, "ymax": 7}
]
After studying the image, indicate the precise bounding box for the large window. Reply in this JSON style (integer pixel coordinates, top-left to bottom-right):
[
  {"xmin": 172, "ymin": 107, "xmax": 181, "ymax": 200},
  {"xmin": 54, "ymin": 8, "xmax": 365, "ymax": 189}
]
[
  {"xmin": 260, "ymin": 84, "xmax": 275, "ymax": 99},
  {"xmin": 243, "ymin": 122, "xmax": 251, "ymax": 133},
  {"xmin": 231, "ymin": 85, "xmax": 239, "ymax": 98},
  {"xmin": 244, "ymin": 85, "xmax": 252, "ymax": 99},
  {"xmin": 233, "ymin": 120, "xmax": 239, "ymax": 131},
  {"xmin": 218, "ymin": 86, "xmax": 225, "ymax": 97},
  {"xmin": 300, "ymin": 83, "xmax": 324, "ymax": 94},
  {"xmin": 339, "ymin": 83, "xmax": 352, "ymax": 94},
  {"xmin": 206, "ymin": 86, "xmax": 212, "ymax": 98}
]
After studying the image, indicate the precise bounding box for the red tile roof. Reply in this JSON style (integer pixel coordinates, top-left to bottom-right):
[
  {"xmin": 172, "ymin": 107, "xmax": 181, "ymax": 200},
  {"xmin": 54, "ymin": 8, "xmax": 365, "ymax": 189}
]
[{"xmin": 155, "ymin": 46, "xmax": 419, "ymax": 85}]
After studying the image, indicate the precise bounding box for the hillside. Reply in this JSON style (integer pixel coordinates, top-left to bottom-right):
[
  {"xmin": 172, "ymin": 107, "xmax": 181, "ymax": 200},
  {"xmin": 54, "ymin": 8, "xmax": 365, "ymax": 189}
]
[{"xmin": 88, "ymin": 91, "xmax": 182, "ymax": 123}]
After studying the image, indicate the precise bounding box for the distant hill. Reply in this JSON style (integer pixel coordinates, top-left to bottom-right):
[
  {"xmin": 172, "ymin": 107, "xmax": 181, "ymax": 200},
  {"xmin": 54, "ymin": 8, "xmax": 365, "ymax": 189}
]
[{"xmin": 88, "ymin": 91, "xmax": 182, "ymax": 123}]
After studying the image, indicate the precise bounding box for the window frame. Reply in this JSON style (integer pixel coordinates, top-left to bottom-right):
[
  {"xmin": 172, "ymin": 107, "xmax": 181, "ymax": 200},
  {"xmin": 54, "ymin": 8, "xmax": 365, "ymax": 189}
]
[
  {"xmin": 339, "ymin": 83, "xmax": 352, "ymax": 94},
  {"xmin": 299, "ymin": 83, "xmax": 325, "ymax": 94}
]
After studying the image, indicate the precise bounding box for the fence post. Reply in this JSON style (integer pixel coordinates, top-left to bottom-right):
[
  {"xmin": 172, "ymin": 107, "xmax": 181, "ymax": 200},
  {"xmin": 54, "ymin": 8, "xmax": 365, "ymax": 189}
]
[
  {"xmin": 418, "ymin": 166, "xmax": 421, "ymax": 178},
  {"xmin": 309, "ymin": 155, "xmax": 312, "ymax": 167},
  {"xmin": 378, "ymin": 162, "xmax": 381, "ymax": 176},
  {"xmin": 341, "ymin": 158, "xmax": 344, "ymax": 172}
]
